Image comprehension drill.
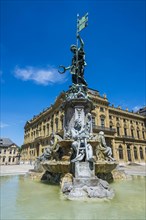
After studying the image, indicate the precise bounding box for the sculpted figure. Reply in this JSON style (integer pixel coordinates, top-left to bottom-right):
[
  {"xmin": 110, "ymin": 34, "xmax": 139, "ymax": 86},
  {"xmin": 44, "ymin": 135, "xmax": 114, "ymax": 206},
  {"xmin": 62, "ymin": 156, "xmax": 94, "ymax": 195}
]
[
  {"xmin": 70, "ymin": 119, "xmax": 93, "ymax": 162},
  {"xmin": 58, "ymin": 34, "xmax": 87, "ymax": 86},
  {"xmin": 85, "ymin": 113, "xmax": 93, "ymax": 137},
  {"xmin": 96, "ymin": 131, "xmax": 115, "ymax": 161},
  {"xmin": 70, "ymin": 35, "xmax": 87, "ymax": 86},
  {"xmin": 37, "ymin": 133, "xmax": 61, "ymax": 162}
]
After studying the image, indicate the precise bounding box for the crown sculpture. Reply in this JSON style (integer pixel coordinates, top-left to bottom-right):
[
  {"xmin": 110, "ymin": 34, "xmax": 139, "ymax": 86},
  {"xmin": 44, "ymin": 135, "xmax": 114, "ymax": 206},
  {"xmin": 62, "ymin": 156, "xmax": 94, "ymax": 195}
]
[{"xmin": 34, "ymin": 14, "xmax": 117, "ymax": 200}]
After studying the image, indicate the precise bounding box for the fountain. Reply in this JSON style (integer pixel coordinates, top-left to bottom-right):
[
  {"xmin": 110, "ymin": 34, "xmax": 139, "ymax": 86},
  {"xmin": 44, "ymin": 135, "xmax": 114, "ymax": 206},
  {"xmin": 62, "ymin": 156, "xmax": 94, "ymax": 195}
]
[{"xmin": 33, "ymin": 13, "xmax": 118, "ymax": 199}]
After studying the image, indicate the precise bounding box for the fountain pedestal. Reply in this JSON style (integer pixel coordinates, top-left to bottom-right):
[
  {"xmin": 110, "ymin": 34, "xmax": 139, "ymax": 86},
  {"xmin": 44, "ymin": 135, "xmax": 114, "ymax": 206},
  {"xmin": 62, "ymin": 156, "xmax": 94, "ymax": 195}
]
[{"xmin": 34, "ymin": 84, "xmax": 117, "ymax": 199}]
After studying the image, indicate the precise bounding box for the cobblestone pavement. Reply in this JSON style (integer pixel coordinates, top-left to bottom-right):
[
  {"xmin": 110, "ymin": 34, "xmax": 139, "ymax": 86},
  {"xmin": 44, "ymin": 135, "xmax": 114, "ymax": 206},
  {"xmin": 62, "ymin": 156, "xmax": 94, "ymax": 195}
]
[
  {"xmin": 0, "ymin": 164, "xmax": 34, "ymax": 176},
  {"xmin": 0, "ymin": 163, "xmax": 145, "ymax": 176}
]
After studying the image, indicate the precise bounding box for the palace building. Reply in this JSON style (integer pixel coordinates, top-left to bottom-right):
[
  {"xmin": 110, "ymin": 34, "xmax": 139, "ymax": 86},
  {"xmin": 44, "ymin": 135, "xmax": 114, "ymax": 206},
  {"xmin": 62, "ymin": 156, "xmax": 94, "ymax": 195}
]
[
  {"xmin": 21, "ymin": 88, "xmax": 146, "ymax": 165},
  {"xmin": 0, "ymin": 138, "xmax": 20, "ymax": 165}
]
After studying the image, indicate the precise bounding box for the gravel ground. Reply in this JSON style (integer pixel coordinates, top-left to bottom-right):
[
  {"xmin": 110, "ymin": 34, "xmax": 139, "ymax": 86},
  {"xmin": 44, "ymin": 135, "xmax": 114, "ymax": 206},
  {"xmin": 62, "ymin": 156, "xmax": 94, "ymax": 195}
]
[{"xmin": 0, "ymin": 163, "xmax": 146, "ymax": 176}]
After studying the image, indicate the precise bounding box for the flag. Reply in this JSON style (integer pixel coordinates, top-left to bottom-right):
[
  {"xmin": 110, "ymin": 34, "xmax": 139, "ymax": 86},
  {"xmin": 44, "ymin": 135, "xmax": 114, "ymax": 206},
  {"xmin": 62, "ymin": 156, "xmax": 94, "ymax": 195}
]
[{"xmin": 77, "ymin": 13, "xmax": 88, "ymax": 32}]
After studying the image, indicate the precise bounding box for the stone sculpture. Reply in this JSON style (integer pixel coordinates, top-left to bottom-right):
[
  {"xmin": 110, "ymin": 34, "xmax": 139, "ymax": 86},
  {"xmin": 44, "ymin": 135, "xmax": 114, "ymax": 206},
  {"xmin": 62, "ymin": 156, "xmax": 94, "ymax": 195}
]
[
  {"xmin": 96, "ymin": 131, "xmax": 115, "ymax": 161},
  {"xmin": 69, "ymin": 119, "xmax": 93, "ymax": 162},
  {"xmin": 34, "ymin": 133, "xmax": 62, "ymax": 172}
]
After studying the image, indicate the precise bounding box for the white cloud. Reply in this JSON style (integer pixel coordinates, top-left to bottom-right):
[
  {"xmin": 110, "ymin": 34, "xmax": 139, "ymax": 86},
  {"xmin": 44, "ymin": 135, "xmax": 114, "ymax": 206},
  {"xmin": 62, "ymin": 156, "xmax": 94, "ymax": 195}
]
[
  {"xmin": 0, "ymin": 122, "xmax": 9, "ymax": 128},
  {"xmin": 132, "ymin": 105, "xmax": 142, "ymax": 112},
  {"xmin": 14, "ymin": 66, "xmax": 67, "ymax": 85}
]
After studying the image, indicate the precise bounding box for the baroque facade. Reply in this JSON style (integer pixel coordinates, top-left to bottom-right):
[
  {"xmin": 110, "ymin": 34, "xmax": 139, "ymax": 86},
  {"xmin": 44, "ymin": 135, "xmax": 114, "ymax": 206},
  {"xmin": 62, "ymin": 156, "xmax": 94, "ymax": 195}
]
[
  {"xmin": 21, "ymin": 88, "xmax": 146, "ymax": 164},
  {"xmin": 0, "ymin": 138, "xmax": 20, "ymax": 165}
]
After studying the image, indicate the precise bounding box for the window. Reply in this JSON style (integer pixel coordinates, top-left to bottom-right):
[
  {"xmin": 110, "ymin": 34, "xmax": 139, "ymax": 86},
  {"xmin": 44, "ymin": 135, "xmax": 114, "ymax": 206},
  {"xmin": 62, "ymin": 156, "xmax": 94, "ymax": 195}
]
[
  {"xmin": 140, "ymin": 147, "xmax": 144, "ymax": 159},
  {"xmin": 142, "ymin": 131, "xmax": 145, "ymax": 139},
  {"xmin": 110, "ymin": 125, "xmax": 112, "ymax": 130},
  {"xmin": 100, "ymin": 117, "xmax": 105, "ymax": 127},
  {"xmin": 60, "ymin": 116, "xmax": 64, "ymax": 129},
  {"xmin": 43, "ymin": 125, "xmax": 46, "ymax": 136},
  {"xmin": 47, "ymin": 123, "xmax": 49, "ymax": 135},
  {"xmin": 4, "ymin": 149, "xmax": 6, "ymax": 154},
  {"xmin": 92, "ymin": 116, "xmax": 95, "ymax": 126},
  {"xmin": 51, "ymin": 121, "xmax": 53, "ymax": 133},
  {"xmin": 124, "ymin": 128, "xmax": 127, "ymax": 136},
  {"xmin": 134, "ymin": 147, "xmax": 138, "ymax": 160},
  {"xmin": 137, "ymin": 130, "xmax": 140, "ymax": 139},
  {"xmin": 127, "ymin": 146, "xmax": 131, "ymax": 161},
  {"xmin": 117, "ymin": 127, "xmax": 120, "ymax": 136},
  {"xmin": 12, "ymin": 157, "xmax": 15, "ymax": 162},
  {"xmin": 119, "ymin": 146, "xmax": 123, "ymax": 159},
  {"xmin": 8, "ymin": 157, "xmax": 11, "ymax": 162},
  {"xmin": 116, "ymin": 117, "xmax": 119, "ymax": 121},
  {"xmin": 100, "ymin": 107, "xmax": 104, "ymax": 112},
  {"xmin": 2, "ymin": 157, "xmax": 5, "ymax": 162},
  {"xmin": 131, "ymin": 129, "xmax": 134, "ymax": 138},
  {"xmin": 109, "ymin": 115, "xmax": 112, "ymax": 119},
  {"xmin": 55, "ymin": 118, "xmax": 58, "ymax": 132}
]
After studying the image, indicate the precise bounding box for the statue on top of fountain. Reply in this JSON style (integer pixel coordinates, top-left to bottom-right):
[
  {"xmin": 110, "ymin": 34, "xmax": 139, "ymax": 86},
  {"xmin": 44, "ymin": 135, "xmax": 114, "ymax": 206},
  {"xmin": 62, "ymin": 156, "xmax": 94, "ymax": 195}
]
[{"xmin": 58, "ymin": 34, "xmax": 87, "ymax": 87}]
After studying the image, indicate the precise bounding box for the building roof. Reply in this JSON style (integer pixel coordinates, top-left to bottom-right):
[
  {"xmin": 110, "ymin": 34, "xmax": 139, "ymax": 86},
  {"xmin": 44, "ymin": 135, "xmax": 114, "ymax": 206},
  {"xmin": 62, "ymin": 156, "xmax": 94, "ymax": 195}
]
[
  {"xmin": 0, "ymin": 138, "xmax": 18, "ymax": 148},
  {"xmin": 136, "ymin": 107, "xmax": 146, "ymax": 116}
]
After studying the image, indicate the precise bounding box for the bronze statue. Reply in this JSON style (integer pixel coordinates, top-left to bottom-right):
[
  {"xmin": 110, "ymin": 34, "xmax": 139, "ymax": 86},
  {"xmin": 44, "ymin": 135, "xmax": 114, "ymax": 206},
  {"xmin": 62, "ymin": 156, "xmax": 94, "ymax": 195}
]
[{"xmin": 58, "ymin": 34, "xmax": 87, "ymax": 86}]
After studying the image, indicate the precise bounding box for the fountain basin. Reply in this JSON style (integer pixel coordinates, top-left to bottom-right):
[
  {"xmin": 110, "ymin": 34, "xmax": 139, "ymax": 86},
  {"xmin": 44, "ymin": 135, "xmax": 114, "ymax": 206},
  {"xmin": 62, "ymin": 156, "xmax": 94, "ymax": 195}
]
[
  {"xmin": 95, "ymin": 161, "xmax": 118, "ymax": 174},
  {"xmin": 41, "ymin": 161, "xmax": 70, "ymax": 174},
  {"xmin": 41, "ymin": 160, "xmax": 117, "ymax": 175}
]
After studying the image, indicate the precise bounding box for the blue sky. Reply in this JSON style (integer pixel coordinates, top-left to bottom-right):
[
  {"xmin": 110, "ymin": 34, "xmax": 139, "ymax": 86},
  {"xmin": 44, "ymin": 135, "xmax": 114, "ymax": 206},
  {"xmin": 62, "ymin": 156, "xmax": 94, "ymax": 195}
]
[{"xmin": 1, "ymin": 0, "xmax": 145, "ymax": 146}]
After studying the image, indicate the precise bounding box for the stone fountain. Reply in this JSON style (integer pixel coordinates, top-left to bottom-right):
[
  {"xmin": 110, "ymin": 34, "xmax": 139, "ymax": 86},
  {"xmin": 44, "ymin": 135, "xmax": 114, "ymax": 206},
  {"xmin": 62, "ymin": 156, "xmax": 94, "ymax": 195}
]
[{"xmin": 34, "ymin": 14, "xmax": 117, "ymax": 199}]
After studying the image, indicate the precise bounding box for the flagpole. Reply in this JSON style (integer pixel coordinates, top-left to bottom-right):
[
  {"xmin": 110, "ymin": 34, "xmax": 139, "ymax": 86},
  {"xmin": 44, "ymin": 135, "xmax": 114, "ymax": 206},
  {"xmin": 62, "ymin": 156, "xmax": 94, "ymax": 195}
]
[{"xmin": 76, "ymin": 13, "xmax": 79, "ymax": 84}]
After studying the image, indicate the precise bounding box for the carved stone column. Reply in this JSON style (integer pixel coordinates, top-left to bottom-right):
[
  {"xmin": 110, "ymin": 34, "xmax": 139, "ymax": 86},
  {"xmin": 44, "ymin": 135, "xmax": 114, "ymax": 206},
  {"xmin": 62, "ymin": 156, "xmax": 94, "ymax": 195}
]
[
  {"xmin": 130, "ymin": 144, "xmax": 135, "ymax": 163},
  {"xmin": 123, "ymin": 143, "xmax": 128, "ymax": 163}
]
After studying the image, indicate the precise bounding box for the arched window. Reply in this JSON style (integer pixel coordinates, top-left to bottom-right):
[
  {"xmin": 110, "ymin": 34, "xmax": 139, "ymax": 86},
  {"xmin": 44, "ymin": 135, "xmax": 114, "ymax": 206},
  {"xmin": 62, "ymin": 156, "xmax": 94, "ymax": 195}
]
[
  {"xmin": 119, "ymin": 145, "xmax": 123, "ymax": 159},
  {"xmin": 127, "ymin": 145, "xmax": 131, "ymax": 161},
  {"xmin": 134, "ymin": 146, "xmax": 138, "ymax": 160},
  {"xmin": 140, "ymin": 147, "xmax": 144, "ymax": 160}
]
